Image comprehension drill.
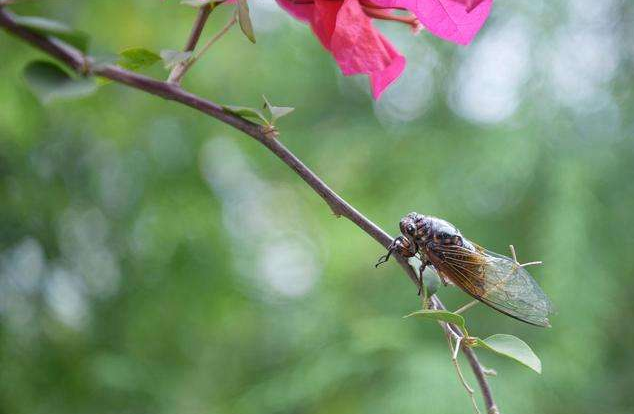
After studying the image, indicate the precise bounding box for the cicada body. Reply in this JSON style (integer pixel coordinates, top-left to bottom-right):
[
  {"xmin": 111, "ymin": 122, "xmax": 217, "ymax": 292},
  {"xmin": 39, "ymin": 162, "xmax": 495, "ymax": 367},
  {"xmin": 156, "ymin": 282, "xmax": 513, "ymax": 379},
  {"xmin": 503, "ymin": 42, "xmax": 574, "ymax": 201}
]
[{"xmin": 381, "ymin": 212, "xmax": 554, "ymax": 327}]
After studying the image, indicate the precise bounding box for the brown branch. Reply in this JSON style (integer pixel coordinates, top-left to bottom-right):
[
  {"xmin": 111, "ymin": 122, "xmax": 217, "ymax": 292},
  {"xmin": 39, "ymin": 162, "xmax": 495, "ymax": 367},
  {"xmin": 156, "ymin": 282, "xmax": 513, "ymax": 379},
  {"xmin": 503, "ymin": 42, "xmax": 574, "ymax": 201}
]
[
  {"xmin": 464, "ymin": 347, "xmax": 499, "ymax": 414},
  {"xmin": 175, "ymin": 12, "xmax": 237, "ymax": 84},
  {"xmin": 167, "ymin": 2, "xmax": 215, "ymax": 84},
  {"xmin": 433, "ymin": 296, "xmax": 499, "ymax": 414},
  {"xmin": 0, "ymin": 7, "xmax": 498, "ymax": 413}
]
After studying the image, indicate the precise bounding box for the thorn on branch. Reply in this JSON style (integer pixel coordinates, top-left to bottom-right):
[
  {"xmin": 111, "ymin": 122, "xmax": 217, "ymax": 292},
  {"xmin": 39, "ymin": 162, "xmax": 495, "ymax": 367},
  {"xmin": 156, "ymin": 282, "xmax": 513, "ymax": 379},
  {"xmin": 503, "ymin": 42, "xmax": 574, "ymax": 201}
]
[
  {"xmin": 262, "ymin": 124, "xmax": 279, "ymax": 140},
  {"xmin": 482, "ymin": 367, "xmax": 498, "ymax": 377},
  {"xmin": 326, "ymin": 201, "xmax": 344, "ymax": 218},
  {"xmin": 488, "ymin": 406, "xmax": 501, "ymax": 414}
]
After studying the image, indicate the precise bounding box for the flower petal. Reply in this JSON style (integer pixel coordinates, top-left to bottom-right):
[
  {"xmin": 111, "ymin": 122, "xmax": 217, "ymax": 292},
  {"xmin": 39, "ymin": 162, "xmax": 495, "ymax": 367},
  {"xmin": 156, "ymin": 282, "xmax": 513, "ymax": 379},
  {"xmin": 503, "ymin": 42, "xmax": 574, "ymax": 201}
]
[
  {"xmin": 329, "ymin": 0, "xmax": 405, "ymax": 98},
  {"xmin": 276, "ymin": 0, "xmax": 315, "ymax": 24},
  {"xmin": 312, "ymin": 0, "xmax": 342, "ymax": 48},
  {"xmin": 368, "ymin": 36, "xmax": 406, "ymax": 99},
  {"xmin": 370, "ymin": 0, "xmax": 493, "ymax": 45},
  {"xmin": 277, "ymin": 0, "xmax": 406, "ymax": 99},
  {"xmin": 276, "ymin": 0, "xmax": 341, "ymax": 48}
]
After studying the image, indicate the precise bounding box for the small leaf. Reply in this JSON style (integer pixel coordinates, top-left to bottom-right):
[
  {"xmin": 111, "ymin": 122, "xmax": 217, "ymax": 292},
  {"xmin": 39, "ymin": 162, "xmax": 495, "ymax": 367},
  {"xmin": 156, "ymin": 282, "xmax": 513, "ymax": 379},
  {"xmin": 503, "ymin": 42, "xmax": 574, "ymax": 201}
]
[
  {"xmin": 23, "ymin": 61, "xmax": 97, "ymax": 104},
  {"xmin": 262, "ymin": 95, "xmax": 294, "ymax": 124},
  {"xmin": 160, "ymin": 50, "xmax": 192, "ymax": 69},
  {"xmin": 473, "ymin": 334, "xmax": 542, "ymax": 374},
  {"xmin": 422, "ymin": 267, "xmax": 441, "ymax": 296},
  {"xmin": 13, "ymin": 15, "xmax": 90, "ymax": 52},
  {"xmin": 405, "ymin": 309, "xmax": 467, "ymax": 333},
  {"xmin": 236, "ymin": 0, "xmax": 256, "ymax": 43},
  {"xmin": 269, "ymin": 106, "xmax": 294, "ymax": 122},
  {"xmin": 180, "ymin": 0, "xmax": 213, "ymax": 6},
  {"xmin": 222, "ymin": 105, "xmax": 269, "ymax": 125},
  {"xmin": 119, "ymin": 48, "xmax": 161, "ymax": 71}
]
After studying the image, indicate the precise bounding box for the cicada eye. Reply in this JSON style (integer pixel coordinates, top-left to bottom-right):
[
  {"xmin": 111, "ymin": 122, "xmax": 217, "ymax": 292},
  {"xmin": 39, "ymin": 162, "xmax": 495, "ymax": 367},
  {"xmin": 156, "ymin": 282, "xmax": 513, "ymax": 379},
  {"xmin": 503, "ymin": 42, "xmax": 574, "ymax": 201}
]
[{"xmin": 406, "ymin": 224, "xmax": 416, "ymax": 235}]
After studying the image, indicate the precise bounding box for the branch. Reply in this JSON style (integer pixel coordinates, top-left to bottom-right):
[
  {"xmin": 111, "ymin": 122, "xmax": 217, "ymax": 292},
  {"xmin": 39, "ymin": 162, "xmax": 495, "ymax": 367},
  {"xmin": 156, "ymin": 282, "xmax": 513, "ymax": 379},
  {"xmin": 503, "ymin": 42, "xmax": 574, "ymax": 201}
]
[
  {"xmin": 0, "ymin": 7, "xmax": 498, "ymax": 413},
  {"xmin": 167, "ymin": 2, "xmax": 215, "ymax": 84},
  {"xmin": 433, "ymin": 297, "xmax": 499, "ymax": 414},
  {"xmin": 178, "ymin": 12, "xmax": 237, "ymax": 82}
]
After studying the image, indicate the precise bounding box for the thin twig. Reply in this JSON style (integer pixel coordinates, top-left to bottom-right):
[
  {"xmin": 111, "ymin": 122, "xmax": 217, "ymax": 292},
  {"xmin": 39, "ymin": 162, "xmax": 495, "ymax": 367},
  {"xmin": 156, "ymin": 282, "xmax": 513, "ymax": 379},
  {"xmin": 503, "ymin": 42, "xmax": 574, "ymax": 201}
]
[
  {"xmin": 431, "ymin": 296, "xmax": 498, "ymax": 414},
  {"xmin": 464, "ymin": 346, "xmax": 500, "ymax": 414},
  {"xmin": 0, "ymin": 8, "xmax": 499, "ymax": 413},
  {"xmin": 167, "ymin": 2, "xmax": 216, "ymax": 84},
  {"xmin": 455, "ymin": 299, "xmax": 479, "ymax": 315},
  {"xmin": 171, "ymin": 12, "xmax": 237, "ymax": 84},
  {"xmin": 446, "ymin": 334, "xmax": 481, "ymax": 414}
]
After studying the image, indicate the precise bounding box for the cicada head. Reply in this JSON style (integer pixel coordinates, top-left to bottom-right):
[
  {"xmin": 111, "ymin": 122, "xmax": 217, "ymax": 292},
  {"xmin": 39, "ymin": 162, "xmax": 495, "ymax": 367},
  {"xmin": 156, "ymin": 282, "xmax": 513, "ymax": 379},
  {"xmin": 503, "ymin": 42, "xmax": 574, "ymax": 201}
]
[
  {"xmin": 399, "ymin": 212, "xmax": 419, "ymax": 238},
  {"xmin": 399, "ymin": 212, "xmax": 431, "ymax": 244},
  {"xmin": 399, "ymin": 212, "xmax": 418, "ymax": 237}
]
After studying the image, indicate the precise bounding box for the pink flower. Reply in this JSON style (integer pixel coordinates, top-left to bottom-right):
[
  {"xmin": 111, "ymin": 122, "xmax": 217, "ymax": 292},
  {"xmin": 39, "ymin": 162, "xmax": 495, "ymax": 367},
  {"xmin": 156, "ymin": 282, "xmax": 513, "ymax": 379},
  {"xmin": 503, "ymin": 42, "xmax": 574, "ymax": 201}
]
[
  {"xmin": 370, "ymin": 0, "xmax": 492, "ymax": 45},
  {"xmin": 277, "ymin": 0, "xmax": 493, "ymax": 99}
]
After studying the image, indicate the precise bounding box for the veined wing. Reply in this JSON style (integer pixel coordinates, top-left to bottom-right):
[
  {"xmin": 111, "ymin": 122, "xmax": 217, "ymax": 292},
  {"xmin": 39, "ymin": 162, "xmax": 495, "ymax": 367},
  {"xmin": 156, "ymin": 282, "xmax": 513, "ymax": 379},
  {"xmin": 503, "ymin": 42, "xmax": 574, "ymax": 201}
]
[{"xmin": 425, "ymin": 242, "xmax": 554, "ymax": 327}]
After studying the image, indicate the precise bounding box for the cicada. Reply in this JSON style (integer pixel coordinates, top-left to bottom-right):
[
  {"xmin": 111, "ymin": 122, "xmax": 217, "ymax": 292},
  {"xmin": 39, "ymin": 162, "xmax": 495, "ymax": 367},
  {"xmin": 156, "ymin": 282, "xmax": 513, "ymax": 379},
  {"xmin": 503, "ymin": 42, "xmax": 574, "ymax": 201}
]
[{"xmin": 377, "ymin": 212, "xmax": 554, "ymax": 327}]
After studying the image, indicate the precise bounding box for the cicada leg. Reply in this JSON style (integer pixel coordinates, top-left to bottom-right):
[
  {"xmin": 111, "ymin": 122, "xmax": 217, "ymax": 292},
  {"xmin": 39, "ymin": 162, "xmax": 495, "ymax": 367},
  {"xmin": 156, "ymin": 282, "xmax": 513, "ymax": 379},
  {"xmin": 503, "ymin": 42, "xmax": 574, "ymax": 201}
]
[{"xmin": 375, "ymin": 235, "xmax": 416, "ymax": 267}]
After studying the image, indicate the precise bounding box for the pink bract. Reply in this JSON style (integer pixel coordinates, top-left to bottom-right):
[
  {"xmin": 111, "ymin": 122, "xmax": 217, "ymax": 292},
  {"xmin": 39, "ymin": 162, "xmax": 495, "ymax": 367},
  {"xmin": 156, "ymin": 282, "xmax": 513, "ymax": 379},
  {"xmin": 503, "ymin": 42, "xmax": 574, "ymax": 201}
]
[
  {"xmin": 277, "ymin": 0, "xmax": 492, "ymax": 99},
  {"xmin": 370, "ymin": 0, "xmax": 493, "ymax": 46},
  {"xmin": 278, "ymin": 0, "xmax": 406, "ymax": 99}
]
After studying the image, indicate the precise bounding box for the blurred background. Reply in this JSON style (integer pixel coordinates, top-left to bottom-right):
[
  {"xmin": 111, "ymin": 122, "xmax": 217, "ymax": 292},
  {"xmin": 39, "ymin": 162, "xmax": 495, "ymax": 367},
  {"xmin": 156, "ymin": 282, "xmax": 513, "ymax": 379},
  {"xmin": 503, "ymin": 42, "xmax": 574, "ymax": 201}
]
[{"xmin": 1, "ymin": 0, "xmax": 633, "ymax": 413}]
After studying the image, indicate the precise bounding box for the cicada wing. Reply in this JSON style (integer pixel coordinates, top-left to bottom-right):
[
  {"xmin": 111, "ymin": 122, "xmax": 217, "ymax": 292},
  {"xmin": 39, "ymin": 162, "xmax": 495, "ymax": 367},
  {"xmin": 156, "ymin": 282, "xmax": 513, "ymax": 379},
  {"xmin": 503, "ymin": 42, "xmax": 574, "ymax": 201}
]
[{"xmin": 426, "ymin": 242, "xmax": 554, "ymax": 327}]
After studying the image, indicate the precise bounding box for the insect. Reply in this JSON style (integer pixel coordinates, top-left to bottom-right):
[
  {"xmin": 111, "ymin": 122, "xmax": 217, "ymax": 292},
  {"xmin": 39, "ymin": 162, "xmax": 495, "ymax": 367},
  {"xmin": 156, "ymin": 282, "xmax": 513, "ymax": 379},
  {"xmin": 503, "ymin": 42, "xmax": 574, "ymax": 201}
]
[{"xmin": 376, "ymin": 212, "xmax": 554, "ymax": 327}]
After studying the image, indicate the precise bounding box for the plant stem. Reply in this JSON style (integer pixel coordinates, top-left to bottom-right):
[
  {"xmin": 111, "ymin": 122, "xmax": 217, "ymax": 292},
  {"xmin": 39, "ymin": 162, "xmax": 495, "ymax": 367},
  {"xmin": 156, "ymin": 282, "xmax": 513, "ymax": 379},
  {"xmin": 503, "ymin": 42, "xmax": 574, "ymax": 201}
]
[
  {"xmin": 446, "ymin": 334, "xmax": 481, "ymax": 414},
  {"xmin": 455, "ymin": 299, "xmax": 479, "ymax": 315},
  {"xmin": 0, "ymin": 8, "xmax": 499, "ymax": 413},
  {"xmin": 167, "ymin": 2, "xmax": 216, "ymax": 84},
  {"xmin": 171, "ymin": 12, "xmax": 237, "ymax": 84}
]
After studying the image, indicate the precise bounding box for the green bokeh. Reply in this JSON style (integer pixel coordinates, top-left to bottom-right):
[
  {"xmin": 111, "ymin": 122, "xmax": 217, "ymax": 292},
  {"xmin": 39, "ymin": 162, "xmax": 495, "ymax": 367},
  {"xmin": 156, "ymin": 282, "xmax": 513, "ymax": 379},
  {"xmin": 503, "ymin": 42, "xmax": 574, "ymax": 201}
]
[{"xmin": 1, "ymin": 1, "xmax": 634, "ymax": 414}]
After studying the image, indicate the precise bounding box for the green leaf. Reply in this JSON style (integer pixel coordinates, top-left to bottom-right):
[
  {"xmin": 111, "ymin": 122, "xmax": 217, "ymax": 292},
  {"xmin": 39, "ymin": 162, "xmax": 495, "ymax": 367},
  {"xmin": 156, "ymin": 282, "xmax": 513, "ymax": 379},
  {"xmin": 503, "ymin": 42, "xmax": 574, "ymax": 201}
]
[
  {"xmin": 23, "ymin": 61, "xmax": 97, "ymax": 104},
  {"xmin": 160, "ymin": 50, "xmax": 192, "ymax": 70},
  {"xmin": 180, "ymin": 0, "xmax": 213, "ymax": 6},
  {"xmin": 13, "ymin": 15, "xmax": 90, "ymax": 52},
  {"xmin": 222, "ymin": 105, "xmax": 269, "ymax": 125},
  {"xmin": 405, "ymin": 309, "xmax": 467, "ymax": 333},
  {"xmin": 473, "ymin": 334, "xmax": 542, "ymax": 374},
  {"xmin": 422, "ymin": 267, "xmax": 441, "ymax": 296},
  {"xmin": 262, "ymin": 95, "xmax": 294, "ymax": 124},
  {"xmin": 119, "ymin": 48, "xmax": 161, "ymax": 71},
  {"xmin": 236, "ymin": 0, "xmax": 256, "ymax": 43}
]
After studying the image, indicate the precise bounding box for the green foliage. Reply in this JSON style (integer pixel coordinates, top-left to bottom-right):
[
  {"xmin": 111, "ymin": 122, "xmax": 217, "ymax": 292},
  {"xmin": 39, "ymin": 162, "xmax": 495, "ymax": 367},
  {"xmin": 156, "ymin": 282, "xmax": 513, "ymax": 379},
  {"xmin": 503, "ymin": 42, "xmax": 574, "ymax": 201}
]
[
  {"xmin": 222, "ymin": 104, "xmax": 269, "ymax": 124},
  {"xmin": 22, "ymin": 61, "xmax": 97, "ymax": 103},
  {"xmin": 263, "ymin": 95, "xmax": 295, "ymax": 124},
  {"xmin": 422, "ymin": 267, "xmax": 441, "ymax": 296},
  {"xmin": 180, "ymin": 0, "xmax": 215, "ymax": 6},
  {"xmin": 13, "ymin": 15, "xmax": 89, "ymax": 52},
  {"xmin": 237, "ymin": 0, "xmax": 256, "ymax": 43},
  {"xmin": 405, "ymin": 309, "xmax": 467, "ymax": 334},
  {"xmin": 118, "ymin": 48, "xmax": 161, "ymax": 71},
  {"xmin": 223, "ymin": 97, "xmax": 295, "ymax": 126},
  {"xmin": 472, "ymin": 334, "xmax": 542, "ymax": 374}
]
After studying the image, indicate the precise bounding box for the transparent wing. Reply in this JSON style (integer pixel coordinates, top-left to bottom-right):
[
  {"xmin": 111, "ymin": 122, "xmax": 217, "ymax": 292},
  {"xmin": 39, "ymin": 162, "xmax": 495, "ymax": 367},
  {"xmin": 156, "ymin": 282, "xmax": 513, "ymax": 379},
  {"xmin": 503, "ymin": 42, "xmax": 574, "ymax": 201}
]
[{"xmin": 426, "ymin": 242, "xmax": 554, "ymax": 327}]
